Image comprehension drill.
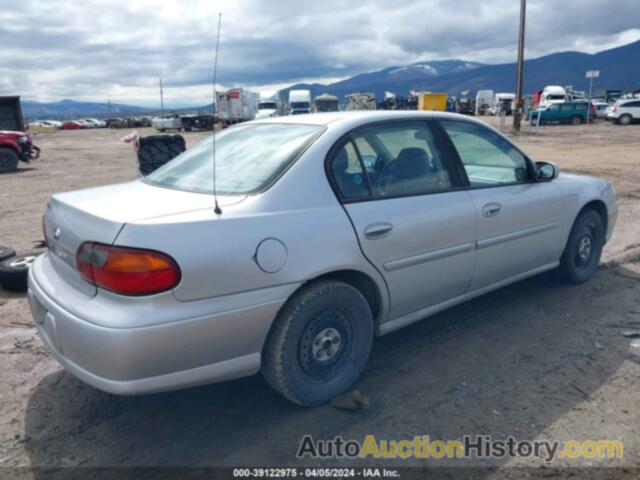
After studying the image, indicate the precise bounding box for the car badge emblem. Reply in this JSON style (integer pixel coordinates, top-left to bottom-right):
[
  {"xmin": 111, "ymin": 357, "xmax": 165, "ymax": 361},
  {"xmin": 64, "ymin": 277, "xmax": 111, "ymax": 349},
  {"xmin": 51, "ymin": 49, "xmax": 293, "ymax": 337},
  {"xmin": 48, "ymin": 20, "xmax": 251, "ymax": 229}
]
[{"xmin": 54, "ymin": 227, "xmax": 61, "ymax": 240}]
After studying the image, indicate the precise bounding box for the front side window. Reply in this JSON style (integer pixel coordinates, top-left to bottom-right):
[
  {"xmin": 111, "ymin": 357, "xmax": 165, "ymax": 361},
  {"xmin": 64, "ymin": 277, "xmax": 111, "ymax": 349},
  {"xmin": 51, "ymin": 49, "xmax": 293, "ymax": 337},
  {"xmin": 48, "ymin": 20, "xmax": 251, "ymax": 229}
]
[
  {"xmin": 440, "ymin": 120, "xmax": 530, "ymax": 187},
  {"xmin": 352, "ymin": 122, "xmax": 452, "ymax": 198},
  {"xmin": 146, "ymin": 123, "xmax": 322, "ymax": 195}
]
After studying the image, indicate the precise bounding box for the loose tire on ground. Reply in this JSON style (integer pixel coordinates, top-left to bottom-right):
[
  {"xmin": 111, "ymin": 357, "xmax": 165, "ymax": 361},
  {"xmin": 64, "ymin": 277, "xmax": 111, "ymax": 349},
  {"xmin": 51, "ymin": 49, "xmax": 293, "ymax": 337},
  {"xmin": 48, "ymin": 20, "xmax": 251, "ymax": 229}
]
[
  {"xmin": 0, "ymin": 246, "xmax": 16, "ymax": 262},
  {"xmin": 262, "ymin": 280, "xmax": 374, "ymax": 406},
  {"xmin": 137, "ymin": 134, "xmax": 186, "ymax": 176},
  {"xmin": 0, "ymin": 253, "xmax": 40, "ymax": 292},
  {"xmin": 0, "ymin": 148, "xmax": 19, "ymax": 174},
  {"xmin": 557, "ymin": 209, "xmax": 604, "ymax": 284}
]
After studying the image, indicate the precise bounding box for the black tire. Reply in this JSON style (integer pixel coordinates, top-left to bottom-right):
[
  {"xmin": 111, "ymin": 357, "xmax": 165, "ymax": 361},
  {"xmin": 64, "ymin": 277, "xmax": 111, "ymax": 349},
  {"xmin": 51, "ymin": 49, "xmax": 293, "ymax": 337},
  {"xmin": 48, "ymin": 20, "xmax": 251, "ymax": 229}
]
[
  {"xmin": 262, "ymin": 280, "xmax": 374, "ymax": 406},
  {"xmin": 0, "ymin": 148, "xmax": 19, "ymax": 174},
  {"xmin": 0, "ymin": 245, "xmax": 16, "ymax": 262},
  {"xmin": 0, "ymin": 253, "xmax": 40, "ymax": 292},
  {"xmin": 618, "ymin": 114, "xmax": 632, "ymax": 126},
  {"xmin": 557, "ymin": 209, "xmax": 604, "ymax": 284},
  {"xmin": 137, "ymin": 134, "xmax": 186, "ymax": 176},
  {"xmin": 570, "ymin": 115, "xmax": 582, "ymax": 126}
]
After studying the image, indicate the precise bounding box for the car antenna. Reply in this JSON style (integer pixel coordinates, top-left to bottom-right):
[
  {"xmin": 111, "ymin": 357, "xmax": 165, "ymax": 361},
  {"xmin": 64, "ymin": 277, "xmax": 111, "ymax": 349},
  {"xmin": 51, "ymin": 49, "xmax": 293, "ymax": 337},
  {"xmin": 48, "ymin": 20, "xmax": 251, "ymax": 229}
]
[{"xmin": 212, "ymin": 12, "xmax": 223, "ymax": 215}]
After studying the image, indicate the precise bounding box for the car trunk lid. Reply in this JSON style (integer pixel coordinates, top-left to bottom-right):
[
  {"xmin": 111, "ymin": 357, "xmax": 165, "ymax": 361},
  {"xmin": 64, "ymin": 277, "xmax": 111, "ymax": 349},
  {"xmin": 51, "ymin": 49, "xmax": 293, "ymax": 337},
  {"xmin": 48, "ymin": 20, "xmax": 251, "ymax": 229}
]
[{"xmin": 44, "ymin": 180, "xmax": 245, "ymax": 296}]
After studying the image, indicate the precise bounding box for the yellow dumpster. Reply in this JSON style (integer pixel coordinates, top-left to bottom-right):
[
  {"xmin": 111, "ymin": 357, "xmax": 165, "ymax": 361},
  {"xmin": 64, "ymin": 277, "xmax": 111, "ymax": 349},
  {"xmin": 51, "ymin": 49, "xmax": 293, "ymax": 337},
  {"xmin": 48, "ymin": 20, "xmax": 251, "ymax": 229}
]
[{"xmin": 417, "ymin": 92, "xmax": 448, "ymax": 111}]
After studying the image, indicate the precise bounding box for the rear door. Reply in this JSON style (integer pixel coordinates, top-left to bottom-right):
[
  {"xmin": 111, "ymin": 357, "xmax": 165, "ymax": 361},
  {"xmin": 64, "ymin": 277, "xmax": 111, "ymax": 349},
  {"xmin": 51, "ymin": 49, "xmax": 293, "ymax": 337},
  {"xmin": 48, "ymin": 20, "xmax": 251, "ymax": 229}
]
[
  {"xmin": 438, "ymin": 119, "xmax": 565, "ymax": 291},
  {"xmin": 328, "ymin": 120, "xmax": 477, "ymax": 320}
]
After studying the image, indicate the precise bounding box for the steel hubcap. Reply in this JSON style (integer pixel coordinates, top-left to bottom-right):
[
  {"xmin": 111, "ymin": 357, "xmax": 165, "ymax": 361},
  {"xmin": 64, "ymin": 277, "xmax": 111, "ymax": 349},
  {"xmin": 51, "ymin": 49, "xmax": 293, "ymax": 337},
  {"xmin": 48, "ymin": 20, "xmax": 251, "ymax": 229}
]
[
  {"xmin": 578, "ymin": 236, "xmax": 592, "ymax": 260},
  {"xmin": 311, "ymin": 328, "xmax": 342, "ymax": 362}
]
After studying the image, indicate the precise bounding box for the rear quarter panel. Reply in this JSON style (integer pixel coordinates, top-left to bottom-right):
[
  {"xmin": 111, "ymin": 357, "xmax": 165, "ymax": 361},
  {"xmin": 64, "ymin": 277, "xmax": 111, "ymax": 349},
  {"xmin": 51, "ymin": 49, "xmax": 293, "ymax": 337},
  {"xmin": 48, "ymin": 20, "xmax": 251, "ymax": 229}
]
[{"xmin": 114, "ymin": 130, "xmax": 390, "ymax": 320}]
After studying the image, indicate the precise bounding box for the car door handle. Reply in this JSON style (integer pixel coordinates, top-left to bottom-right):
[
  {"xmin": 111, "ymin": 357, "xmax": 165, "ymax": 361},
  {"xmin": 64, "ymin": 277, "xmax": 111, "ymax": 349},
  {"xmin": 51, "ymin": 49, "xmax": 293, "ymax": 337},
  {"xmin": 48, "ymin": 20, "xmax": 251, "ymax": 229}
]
[
  {"xmin": 482, "ymin": 203, "xmax": 502, "ymax": 217},
  {"xmin": 364, "ymin": 222, "xmax": 393, "ymax": 239}
]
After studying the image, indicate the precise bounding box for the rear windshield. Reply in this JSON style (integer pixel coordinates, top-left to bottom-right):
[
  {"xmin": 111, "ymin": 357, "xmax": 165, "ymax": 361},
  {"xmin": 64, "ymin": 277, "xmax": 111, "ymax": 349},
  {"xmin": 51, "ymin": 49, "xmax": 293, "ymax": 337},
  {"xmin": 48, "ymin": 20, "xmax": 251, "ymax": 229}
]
[{"xmin": 146, "ymin": 123, "xmax": 322, "ymax": 195}]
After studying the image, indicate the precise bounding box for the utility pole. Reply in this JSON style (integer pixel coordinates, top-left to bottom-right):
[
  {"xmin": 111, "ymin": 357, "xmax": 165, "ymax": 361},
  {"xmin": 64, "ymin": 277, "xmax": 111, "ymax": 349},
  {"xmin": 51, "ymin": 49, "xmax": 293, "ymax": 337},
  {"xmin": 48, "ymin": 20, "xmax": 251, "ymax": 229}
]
[
  {"xmin": 513, "ymin": 0, "xmax": 527, "ymax": 132},
  {"xmin": 159, "ymin": 78, "xmax": 165, "ymax": 114}
]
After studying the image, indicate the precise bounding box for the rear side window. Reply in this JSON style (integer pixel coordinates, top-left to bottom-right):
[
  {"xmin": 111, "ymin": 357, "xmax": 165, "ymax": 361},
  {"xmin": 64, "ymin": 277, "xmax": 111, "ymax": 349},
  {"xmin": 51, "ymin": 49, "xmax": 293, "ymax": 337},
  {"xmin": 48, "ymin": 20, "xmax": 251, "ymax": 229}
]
[
  {"xmin": 560, "ymin": 104, "xmax": 574, "ymax": 112},
  {"xmin": 331, "ymin": 141, "xmax": 369, "ymax": 199},
  {"xmin": 440, "ymin": 120, "xmax": 530, "ymax": 187}
]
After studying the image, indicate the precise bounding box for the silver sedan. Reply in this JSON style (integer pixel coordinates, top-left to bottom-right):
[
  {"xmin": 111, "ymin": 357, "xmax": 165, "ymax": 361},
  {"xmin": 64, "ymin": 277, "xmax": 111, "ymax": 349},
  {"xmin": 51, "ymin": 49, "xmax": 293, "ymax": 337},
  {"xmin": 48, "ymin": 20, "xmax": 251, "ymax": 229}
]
[{"xmin": 28, "ymin": 111, "xmax": 618, "ymax": 405}]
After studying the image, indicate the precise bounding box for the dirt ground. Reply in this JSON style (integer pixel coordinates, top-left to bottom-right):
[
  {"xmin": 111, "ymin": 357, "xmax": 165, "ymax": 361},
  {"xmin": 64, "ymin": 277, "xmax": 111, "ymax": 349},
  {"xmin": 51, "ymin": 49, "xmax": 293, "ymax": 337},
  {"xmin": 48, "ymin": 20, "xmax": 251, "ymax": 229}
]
[{"xmin": 1, "ymin": 118, "xmax": 639, "ymax": 477}]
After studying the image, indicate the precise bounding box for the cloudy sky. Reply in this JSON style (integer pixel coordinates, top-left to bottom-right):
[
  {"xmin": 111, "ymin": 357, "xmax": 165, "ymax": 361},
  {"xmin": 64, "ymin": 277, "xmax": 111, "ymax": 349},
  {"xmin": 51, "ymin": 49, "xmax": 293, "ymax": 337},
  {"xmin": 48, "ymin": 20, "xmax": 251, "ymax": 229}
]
[{"xmin": 1, "ymin": 0, "xmax": 638, "ymax": 106}]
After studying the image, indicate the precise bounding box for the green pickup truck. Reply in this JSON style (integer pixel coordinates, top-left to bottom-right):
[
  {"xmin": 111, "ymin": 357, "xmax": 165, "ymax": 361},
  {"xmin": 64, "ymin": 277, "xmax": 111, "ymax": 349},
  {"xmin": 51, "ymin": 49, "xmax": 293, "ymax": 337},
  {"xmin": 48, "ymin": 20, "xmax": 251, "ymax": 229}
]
[{"xmin": 530, "ymin": 101, "xmax": 596, "ymax": 125}]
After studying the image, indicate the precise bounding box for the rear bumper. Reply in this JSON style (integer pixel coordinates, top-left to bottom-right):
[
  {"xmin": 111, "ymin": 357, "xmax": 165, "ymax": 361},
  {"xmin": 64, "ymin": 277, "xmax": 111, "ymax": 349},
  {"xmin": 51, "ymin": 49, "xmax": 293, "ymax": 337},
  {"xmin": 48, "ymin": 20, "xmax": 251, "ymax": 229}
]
[{"xmin": 28, "ymin": 254, "xmax": 295, "ymax": 395}]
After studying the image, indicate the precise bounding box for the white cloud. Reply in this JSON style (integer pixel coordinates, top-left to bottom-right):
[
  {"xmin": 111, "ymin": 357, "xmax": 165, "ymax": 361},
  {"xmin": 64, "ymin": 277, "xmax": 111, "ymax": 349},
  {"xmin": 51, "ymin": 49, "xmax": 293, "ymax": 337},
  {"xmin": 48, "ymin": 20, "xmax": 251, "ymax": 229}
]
[{"xmin": 0, "ymin": 0, "xmax": 638, "ymax": 105}]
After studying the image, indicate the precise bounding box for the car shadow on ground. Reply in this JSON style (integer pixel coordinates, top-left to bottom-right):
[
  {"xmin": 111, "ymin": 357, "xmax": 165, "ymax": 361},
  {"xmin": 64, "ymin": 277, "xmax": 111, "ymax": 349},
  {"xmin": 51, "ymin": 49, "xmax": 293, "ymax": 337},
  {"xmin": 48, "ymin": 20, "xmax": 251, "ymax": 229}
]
[
  {"xmin": 0, "ymin": 167, "xmax": 37, "ymax": 175},
  {"xmin": 22, "ymin": 265, "xmax": 640, "ymax": 474}
]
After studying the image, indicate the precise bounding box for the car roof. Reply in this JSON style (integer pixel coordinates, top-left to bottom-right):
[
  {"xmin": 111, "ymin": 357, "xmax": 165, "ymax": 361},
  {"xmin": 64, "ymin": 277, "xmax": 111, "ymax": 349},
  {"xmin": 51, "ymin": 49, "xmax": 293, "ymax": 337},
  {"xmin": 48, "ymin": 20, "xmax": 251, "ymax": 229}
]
[{"xmin": 249, "ymin": 110, "xmax": 478, "ymax": 128}]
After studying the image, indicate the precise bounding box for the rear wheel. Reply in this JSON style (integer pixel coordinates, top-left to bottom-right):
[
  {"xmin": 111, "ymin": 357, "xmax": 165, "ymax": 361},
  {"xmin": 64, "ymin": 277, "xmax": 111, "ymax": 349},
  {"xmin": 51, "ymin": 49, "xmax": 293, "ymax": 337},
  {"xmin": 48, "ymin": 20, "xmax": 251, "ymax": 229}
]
[
  {"xmin": 262, "ymin": 280, "xmax": 374, "ymax": 406},
  {"xmin": 570, "ymin": 115, "xmax": 582, "ymax": 126},
  {"xmin": 618, "ymin": 114, "xmax": 632, "ymax": 126},
  {"xmin": 0, "ymin": 148, "xmax": 19, "ymax": 173},
  {"xmin": 557, "ymin": 210, "xmax": 604, "ymax": 284}
]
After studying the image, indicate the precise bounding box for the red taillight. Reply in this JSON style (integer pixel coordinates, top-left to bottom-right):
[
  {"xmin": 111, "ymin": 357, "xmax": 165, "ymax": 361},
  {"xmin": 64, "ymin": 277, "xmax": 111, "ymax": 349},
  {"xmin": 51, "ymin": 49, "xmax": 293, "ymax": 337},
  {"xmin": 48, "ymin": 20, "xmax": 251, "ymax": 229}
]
[
  {"xmin": 613, "ymin": 104, "xmax": 619, "ymax": 112},
  {"xmin": 76, "ymin": 242, "xmax": 181, "ymax": 296}
]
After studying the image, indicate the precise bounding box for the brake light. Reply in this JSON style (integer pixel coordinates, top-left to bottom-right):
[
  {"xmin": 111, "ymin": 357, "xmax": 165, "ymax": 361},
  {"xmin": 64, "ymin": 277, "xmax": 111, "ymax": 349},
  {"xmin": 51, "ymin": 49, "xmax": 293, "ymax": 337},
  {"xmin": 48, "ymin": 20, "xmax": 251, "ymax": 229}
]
[
  {"xmin": 613, "ymin": 104, "xmax": 619, "ymax": 112},
  {"xmin": 76, "ymin": 242, "xmax": 181, "ymax": 295}
]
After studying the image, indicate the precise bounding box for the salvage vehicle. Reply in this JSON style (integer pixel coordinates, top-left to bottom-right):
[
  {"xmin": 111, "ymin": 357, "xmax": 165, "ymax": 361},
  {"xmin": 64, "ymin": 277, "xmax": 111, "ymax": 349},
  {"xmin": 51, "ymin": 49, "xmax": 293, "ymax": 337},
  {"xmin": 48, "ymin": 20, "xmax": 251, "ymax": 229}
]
[
  {"xmin": 606, "ymin": 98, "xmax": 640, "ymax": 125},
  {"xmin": 152, "ymin": 114, "xmax": 183, "ymax": 132},
  {"xmin": 0, "ymin": 130, "xmax": 40, "ymax": 173},
  {"xmin": 530, "ymin": 101, "xmax": 595, "ymax": 125},
  {"xmin": 61, "ymin": 121, "xmax": 85, "ymax": 130},
  {"xmin": 29, "ymin": 111, "xmax": 617, "ymax": 406},
  {"xmin": 313, "ymin": 94, "xmax": 339, "ymax": 113},
  {"xmin": 180, "ymin": 114, "xmax": 215, "ymax": 131},
  {"xmin": 345, "ymin": 92, "xmax": 376, "ymax": 111}
]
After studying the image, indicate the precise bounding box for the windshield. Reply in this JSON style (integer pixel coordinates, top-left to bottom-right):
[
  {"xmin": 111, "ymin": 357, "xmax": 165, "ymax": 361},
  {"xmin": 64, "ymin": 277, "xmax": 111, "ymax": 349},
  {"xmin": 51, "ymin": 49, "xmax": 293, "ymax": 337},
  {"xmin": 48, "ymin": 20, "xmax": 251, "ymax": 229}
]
[
  {"xmin": 146, "ymin": 123, "xmax": 322, "ymax": 195},
  {"xmin": 290, "ymin": 102, "xmax": 310, "ymax": 109},
  {"xmin": 258, "ymin": 102, "xmax": 278, "ymax": 110}
]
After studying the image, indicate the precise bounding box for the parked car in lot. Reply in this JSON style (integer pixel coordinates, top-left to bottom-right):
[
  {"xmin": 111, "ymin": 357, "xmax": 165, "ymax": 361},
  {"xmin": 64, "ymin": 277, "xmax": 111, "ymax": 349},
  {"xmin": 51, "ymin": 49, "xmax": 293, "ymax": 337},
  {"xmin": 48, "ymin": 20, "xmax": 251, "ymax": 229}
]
[
  {"xmin": 180, "ymin": 114, "xmax": 215, "ymax": 131},
  {"xmin": 530, "ymin": 101, "xmax": 595, "ymax": 125},
  {"xmin": 592, "ymin": 101, "xmax": 610, "ymax": 119},
  {"xmin": 61, "ymin": 121, "xmax": 85, "ymax": 130},
  {"xmin": 79, "ymin": 118, "xmax": 106, "ymax": 128},
  {"xmin": 152, "ymin": 114, "xmax": 183, "ymax": 132},
  {"xmin": 606, "ymin": 98, "xmax": 640, "ymax": 125},
  {"xmin": 0, "ymin": 130, "xmax": 40, "ymax": 173},
  {"xmin": 29, "ymin": 111, "xmax": 617, "ymax": 405}
]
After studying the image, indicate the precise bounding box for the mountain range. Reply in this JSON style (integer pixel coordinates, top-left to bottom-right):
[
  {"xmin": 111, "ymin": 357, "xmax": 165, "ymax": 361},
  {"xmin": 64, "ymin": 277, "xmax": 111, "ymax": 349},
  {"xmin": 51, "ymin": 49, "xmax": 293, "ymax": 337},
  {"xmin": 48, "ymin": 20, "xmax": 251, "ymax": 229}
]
[
  {"xmin": 19, "ymin": 40, "xmax": 640, "ymax": 119},
  {"xmin": 280, "ymin": 40, "xmax": 640, "ymax": 100}
]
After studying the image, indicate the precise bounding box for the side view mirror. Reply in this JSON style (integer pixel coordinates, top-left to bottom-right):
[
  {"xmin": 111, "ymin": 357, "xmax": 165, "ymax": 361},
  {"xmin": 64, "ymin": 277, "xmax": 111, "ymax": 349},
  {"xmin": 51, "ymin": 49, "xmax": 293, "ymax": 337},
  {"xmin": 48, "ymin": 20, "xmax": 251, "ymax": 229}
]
[{"xmin": 535, "ymin": 161, "xmax": 560, "ymax": 180}]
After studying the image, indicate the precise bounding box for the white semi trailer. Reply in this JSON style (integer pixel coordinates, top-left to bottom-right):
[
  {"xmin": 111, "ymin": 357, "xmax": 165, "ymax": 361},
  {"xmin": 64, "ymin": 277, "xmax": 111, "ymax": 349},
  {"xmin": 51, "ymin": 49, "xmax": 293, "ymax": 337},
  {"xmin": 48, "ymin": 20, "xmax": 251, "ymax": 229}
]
[{"xmin": 216, "ymin": 88, "xmax": 259, "ymax": 125}]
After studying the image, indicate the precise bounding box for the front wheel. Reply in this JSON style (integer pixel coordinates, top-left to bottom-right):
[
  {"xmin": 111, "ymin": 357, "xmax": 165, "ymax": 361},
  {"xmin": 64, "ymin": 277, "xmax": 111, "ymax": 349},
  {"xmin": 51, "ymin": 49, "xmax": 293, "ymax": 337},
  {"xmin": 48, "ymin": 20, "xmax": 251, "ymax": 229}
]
[
  {"xmin": 557, "ymin": 210, "xmax": 604, "ymax": 284},
  {"xmin": 262, "ymin": 280, "xmax": 374, "ymax": 406},
  {"xmin": 0, "ymin": 148, "xmax": 19, "ymax": 173}
]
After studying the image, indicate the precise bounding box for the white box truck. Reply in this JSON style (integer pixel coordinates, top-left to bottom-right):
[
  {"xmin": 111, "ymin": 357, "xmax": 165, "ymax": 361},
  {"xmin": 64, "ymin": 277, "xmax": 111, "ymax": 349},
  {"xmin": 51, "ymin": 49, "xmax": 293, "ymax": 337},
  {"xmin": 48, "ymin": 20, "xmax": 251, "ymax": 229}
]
[
  {"xmin": 288, "ymin": 90, "xmax": 311, "ymax": 115},
  {"xmin": 216, "ymin": 88, "xmax": 258, "ymax": 125},
  {"xmin": 475, "ymin": 90, "xmax": 494, "ymax": 116}
]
